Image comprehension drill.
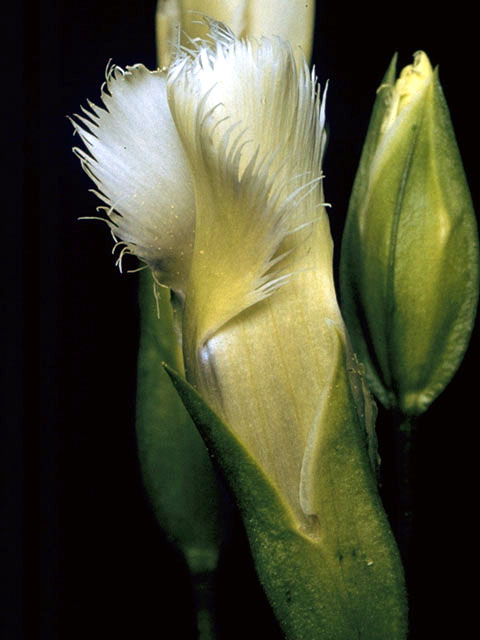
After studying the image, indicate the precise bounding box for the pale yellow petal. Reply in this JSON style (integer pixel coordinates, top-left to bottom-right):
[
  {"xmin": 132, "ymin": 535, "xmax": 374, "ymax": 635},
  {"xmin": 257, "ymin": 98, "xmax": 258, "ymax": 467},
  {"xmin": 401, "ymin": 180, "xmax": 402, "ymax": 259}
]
[
  {"xmin": 168, "ymin": 27, "xmax": 345, "ymax": 525},
  {"xmin": 245, "ymin": 0, "xmax": 315, "ymax": 64},
  {"xmin": 178, "ymin": 0, "xmax": 248, "ymax": 40},
  {"xmin": 168, "ymin": 29, "xmax": 328, "ymax": 342}
]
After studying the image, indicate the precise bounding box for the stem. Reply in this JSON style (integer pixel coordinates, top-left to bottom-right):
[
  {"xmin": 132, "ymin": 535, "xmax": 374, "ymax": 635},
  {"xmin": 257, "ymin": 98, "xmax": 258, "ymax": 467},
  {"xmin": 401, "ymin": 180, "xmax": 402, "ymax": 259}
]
[
  {"xmin": 391, "ymin": 412, "xmax": 418, "ymax": 570},
  {"xmin": 191, "ymin": 570, "xmax": 217, "ymax": 640},
  {"xmin": 387, "ymin": 411, "xmax": 421, "ymax": 639}
]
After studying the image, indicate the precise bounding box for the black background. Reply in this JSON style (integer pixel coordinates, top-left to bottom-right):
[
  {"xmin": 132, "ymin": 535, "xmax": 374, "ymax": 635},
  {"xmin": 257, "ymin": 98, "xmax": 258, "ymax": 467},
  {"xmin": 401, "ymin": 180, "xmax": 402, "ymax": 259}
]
[{"xmin": 5, "ymin": 1, "xmax": 478, "ymax": 638}]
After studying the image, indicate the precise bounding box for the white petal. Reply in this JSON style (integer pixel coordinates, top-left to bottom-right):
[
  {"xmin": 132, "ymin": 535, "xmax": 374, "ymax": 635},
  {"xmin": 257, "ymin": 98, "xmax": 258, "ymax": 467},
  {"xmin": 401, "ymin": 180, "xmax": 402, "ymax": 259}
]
[
  {"xmin": 168, "ymin": 26, "xmax": 345, "ymax": 523},
  {"xmin": 72, "ymin": 64, "xmax": 195, "ymax": 293},
  {"xmin": 168, "ymin": 26, "xmax": 328, "ymax": 344}
]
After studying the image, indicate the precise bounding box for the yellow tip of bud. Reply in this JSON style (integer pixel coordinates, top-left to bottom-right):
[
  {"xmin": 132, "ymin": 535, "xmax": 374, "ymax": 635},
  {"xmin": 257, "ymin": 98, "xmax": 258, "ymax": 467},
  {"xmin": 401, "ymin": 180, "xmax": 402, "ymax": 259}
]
[
  {"xmin": 396, "ymin": 50, "xmax": 432, "ymax": 105},
  {"xmin": 381, "ymin": 51, "xmax": 433, "ymax": 135}
]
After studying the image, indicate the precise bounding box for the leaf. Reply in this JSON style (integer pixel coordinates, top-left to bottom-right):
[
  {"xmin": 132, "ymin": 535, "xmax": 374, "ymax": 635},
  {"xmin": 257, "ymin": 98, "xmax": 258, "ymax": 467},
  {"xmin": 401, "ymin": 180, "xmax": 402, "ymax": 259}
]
[
  {"xmin": 136, "ymin": 272, "xmax": 222, "ymax": 574},
  {"xmin": 164, "ymin": 355, "xmax": 407, "ymax": 639}
]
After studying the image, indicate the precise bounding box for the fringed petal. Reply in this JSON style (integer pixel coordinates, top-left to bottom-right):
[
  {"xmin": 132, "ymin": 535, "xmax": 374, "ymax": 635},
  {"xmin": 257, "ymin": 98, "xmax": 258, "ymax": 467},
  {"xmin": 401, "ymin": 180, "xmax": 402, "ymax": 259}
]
[
  {"xmin": 166, "ymin": 24, "xmax": 345, "ymax": 523},
  {"xmin": 72, "ymin": 64, "xmax": 195, "ymax": 293},
  {"xmin": 167, "ymin": 23, "xmax": 329, "ymax": 345}
]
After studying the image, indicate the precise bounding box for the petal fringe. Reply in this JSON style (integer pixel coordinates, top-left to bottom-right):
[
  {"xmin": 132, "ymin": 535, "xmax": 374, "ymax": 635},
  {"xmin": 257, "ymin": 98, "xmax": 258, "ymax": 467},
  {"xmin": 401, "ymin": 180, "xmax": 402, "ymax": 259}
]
[
  {"xmin": 167, "ymin": 23, "xmax": 328, "ymax": 345},
  {"xmin": 72, "ymin": 64, "xmax": 195, "ymax": 293}
]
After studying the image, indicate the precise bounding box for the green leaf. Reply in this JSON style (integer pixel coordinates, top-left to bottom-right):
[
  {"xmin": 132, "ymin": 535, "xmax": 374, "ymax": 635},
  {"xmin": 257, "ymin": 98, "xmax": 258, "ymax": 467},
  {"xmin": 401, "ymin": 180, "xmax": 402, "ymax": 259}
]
[
  {"xmin": 164, "ymin": 343, "xmax": 407, "ymax": 640},
  {"xmin": 340, "ymin": 54, "xmax": 399, "ymax": 408},
  {"xmin": 136, "ymin": 271, "xmax": 222, "ymax": 574},
  {"xmin": 347, "ymin": 53, "xmax": 398, "ymax": 221}
]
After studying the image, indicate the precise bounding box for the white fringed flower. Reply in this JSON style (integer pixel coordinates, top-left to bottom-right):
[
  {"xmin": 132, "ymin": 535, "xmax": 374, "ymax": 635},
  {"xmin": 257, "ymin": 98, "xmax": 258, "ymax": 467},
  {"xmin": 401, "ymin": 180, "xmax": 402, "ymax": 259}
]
[{"xmin": 74, "ymin": 23, "xmax": 347, "ymax": 530}]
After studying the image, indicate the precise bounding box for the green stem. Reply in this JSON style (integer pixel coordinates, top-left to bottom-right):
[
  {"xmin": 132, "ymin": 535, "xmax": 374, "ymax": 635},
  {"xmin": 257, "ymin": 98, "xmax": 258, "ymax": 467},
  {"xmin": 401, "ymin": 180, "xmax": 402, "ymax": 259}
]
[
  {"xmin": 388, "ymin": 411, "xmax": 421, "ymax": 639},
  {"xmin": 392, "ymin": 412, "xmax": 418, "ymax": 570},
  {"xmin": 191, "ymin": 570, "xmax": 217, "ymax": 640}
]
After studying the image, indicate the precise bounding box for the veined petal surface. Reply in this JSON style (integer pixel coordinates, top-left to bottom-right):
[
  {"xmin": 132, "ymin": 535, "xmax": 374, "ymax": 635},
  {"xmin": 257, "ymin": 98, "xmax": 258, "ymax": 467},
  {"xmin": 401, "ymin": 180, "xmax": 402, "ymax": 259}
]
[
  {"xmin": 178, "ymin": 0, "xmax": 248, "ymax": 40},
  {"xmin": 73, "ymin": 64, "xmax": 195, "ymax": 293},
  {"xmin": 175, "ymin": 1, "xmax": 314, "ymax": 64},
  {"xmin": 168, "ymin": 25, "xmax": 329, "ymax": 343},
  {"xmin": 169, "ymin": 26, "xmax": 345, "ymax": 526}
]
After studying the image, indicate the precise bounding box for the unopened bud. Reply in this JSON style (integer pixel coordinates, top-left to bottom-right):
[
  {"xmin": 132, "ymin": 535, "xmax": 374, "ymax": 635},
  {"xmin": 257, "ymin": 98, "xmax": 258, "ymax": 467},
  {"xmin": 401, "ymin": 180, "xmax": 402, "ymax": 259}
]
[{"xmin": 341, "ymin": 52, "xmax": 479, "ymax": 415}]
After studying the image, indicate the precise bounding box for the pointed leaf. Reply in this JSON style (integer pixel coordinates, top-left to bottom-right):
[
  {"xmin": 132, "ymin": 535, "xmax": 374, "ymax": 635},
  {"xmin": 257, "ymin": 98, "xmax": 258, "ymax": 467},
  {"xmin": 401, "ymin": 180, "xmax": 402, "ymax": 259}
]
[
  {"xmin": 165, "ymin": 360, "xmax": 407, "ymax": 639},
  {"xmin": 136, "ymin": 272, "xmax": 222, "ymax": 574}
]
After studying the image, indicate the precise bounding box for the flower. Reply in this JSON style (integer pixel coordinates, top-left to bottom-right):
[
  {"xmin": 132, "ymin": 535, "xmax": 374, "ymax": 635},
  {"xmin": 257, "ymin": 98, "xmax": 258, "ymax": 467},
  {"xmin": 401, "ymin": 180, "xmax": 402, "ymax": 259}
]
[
  {"xmin": 73, "ymin": 22, "xmax": 406, "ymax": 638},
  {"xmin": 340, "ymin": 52, "xmax": 479, "ymax": 415},
  {"xmin": 73, "ymin": 22, "xmax": 341, "ymax": 525}
]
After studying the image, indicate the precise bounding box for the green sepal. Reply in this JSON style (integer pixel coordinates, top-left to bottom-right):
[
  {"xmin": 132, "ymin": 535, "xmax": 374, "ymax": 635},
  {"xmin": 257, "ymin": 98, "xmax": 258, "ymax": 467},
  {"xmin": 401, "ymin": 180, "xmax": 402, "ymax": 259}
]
[
  {"xmin": 341, "ymin": 56, "xmax": 479, "ymax": 415},
  {"xmin": 164, "ymin": 336, "xmax": 407, "ymax": 640},
  {"xmin": 346, "ymin": 53, "xmax": 399, "ymax": 223},
  {"xmin": 136, "ymin": 272, "xmax": 222, "ymax": 574},
  {"xmin": 390, "ymin": 69, "xmax": 479, "ymax": 414},
  {"xmin": 340, "ymin": 54, "xmax": 399, "ymax": 409}
]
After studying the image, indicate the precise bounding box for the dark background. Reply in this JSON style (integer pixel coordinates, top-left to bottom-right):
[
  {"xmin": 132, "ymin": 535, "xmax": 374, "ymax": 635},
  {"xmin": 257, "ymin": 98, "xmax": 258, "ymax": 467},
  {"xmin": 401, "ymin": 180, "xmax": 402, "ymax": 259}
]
[{"xmin": 5, "ymin": 1, "xmax": 478, "ymax": 638}]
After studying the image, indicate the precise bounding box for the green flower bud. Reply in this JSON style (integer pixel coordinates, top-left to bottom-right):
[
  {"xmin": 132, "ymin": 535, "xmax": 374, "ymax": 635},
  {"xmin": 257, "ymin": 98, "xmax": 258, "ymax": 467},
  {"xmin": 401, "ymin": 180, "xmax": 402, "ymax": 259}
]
[{"xmin": 341, "ymin": 52, "xmax": 479, "ymax": 415}]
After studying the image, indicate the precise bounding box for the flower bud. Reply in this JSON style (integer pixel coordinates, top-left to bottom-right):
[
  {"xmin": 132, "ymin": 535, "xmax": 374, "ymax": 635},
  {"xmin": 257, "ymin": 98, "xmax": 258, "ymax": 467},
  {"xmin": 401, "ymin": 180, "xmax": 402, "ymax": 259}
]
[{"xmin": 341, "ymin": 52, "xmax": 479, "ymax": 415}]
